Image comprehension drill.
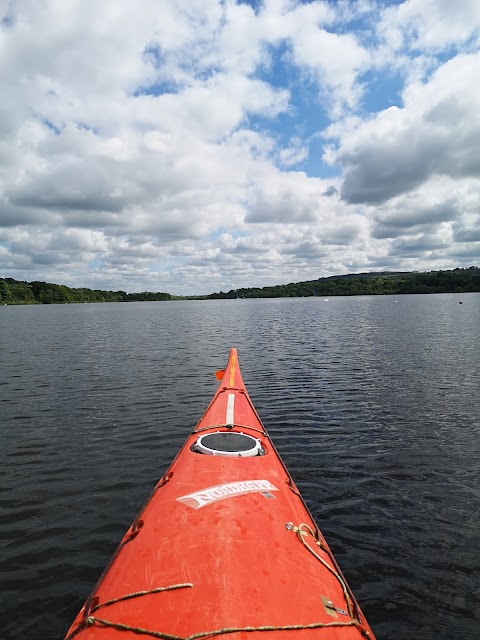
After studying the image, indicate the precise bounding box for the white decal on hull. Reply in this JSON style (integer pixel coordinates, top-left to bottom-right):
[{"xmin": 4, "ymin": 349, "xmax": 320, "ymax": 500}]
[
  {"xmin": 177, "ymin": 480, "xmax": 278, "ymax": 509},
  {"xmin": 226, "ymin": 393, "xmax": 235, "ymax": 425}
]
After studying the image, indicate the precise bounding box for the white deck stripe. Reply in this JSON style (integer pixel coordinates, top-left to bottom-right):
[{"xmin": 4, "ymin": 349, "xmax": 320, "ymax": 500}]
[{"xmin": 226, "ymin": 393, "xmax": 235, "ymax": 425}]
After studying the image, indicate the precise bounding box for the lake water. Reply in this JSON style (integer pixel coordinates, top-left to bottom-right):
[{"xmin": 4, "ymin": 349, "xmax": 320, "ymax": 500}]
[{"xmin": 1, "ymin": 294, "xmax": 479, "ymax": 640}]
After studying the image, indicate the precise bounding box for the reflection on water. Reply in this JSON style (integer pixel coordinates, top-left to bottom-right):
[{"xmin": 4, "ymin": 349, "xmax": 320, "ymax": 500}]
[{"xmin": 1, "ymin": 294, "xmax": 480, "ymax": 639}]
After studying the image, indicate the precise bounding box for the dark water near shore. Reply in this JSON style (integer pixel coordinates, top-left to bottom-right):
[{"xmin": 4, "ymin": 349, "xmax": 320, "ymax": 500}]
[{"xmin": 1, "ymin": 294, "xmax": 480, "ymax": 640}]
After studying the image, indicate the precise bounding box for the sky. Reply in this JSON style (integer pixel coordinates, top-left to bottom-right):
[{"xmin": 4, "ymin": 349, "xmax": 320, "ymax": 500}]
[{"xmin": 1, "ymin": 0, "xmax": 480, "ymax": 295}]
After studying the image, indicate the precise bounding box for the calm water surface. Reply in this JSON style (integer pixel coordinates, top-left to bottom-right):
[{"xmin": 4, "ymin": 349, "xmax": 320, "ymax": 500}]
[{"xmin": 1, "ymin": 295, "xmax": 479, "ymax": 639}]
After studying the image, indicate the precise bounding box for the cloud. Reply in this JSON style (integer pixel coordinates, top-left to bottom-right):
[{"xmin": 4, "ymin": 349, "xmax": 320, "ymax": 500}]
[
  {"xmin": 387, "ymin": 232, "xmax": 450, "ymax": 257},
  {"xmin": 245, "ymin": 169, "xmax": 333, "ymax": 223},
  {"xmin": 453, "ymin": 225, "xmax": 480, "ymax": 243},
  {"xmin": 288, "ymin": 25, "xmax": 370, "ymax": 115},
  {"xmin": 278, "ymin": 137, "xmax": 308, "ymax": 167},
  {"xmin": 371, "ymin": 191, "xmax": 459, "ymax": 239},
  {"xmin": 0, "ymin": 1, "xmax": 479, "ymax": 295},
  {"xmin": 378, "ymin": 0, "xmax": 480, "ymax": 53},
  {"xmin": 328, "ymin": 52, "xmax": 480, "ymax": 204}
]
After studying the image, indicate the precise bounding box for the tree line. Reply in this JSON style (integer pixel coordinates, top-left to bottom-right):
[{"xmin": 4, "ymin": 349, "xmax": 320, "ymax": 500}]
[
  {"xmin": 1, "ymin": 267, "xmax": 479, "ymax": 305},
  {"xmin": 0, "ymin": 278, "xmax": 171, "ymax": 304},
  {"xmin": 206, "ymin": 267, "xmax": 480, "ymax": 299}
]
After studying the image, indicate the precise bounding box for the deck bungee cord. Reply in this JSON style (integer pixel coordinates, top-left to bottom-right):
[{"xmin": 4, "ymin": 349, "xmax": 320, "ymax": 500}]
[
  {"xmin": 193, "ymin": 423, "xmax": 267, "ymax": 436},
  {"xmin": 83, "ymin": 616, "xmax": 365, "ymax": 639},
  {"xmin": 68, "ymin": 527, "xmax": 371, "ymax": 640}
]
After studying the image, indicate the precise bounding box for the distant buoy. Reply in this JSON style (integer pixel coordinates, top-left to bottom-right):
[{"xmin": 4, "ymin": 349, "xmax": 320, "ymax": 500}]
[{"xmin": 459, "ymin": 301, "xmax": 463, "ymax": 304}]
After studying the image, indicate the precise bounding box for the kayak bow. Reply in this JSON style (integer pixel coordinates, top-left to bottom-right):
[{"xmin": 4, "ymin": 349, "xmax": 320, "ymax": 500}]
[{"xmin": 65, "ymin": 349, "xmax": 375, "ymax": 639}]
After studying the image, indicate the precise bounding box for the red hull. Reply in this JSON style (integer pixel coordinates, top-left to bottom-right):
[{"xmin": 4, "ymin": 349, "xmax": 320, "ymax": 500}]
[{"xmin": 65, "ymin": 349, "xmax": 375, "ymax": 640}]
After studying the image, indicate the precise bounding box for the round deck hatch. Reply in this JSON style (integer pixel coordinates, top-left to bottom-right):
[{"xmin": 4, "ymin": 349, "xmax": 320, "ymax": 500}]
[{"xmin": 193, "ymin": 432, "xmax": 264, "ymax": 457}]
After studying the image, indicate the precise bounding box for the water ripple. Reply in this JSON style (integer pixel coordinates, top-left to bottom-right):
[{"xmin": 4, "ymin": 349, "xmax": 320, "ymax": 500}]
[{"xmin": 1, "ymin": 295, "xmax": 480, "ymax": 640}]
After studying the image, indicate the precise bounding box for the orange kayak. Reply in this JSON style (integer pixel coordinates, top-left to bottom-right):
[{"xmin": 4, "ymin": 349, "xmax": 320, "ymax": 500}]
[{"xmin": 65, "ymin": 349, "xmax": 375, "ymax": 640}]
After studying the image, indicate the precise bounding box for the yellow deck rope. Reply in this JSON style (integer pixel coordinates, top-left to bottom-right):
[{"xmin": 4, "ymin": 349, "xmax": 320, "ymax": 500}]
[
  {"xmin": 65, "ymin": 585, "xmax": 193, "ymax": 640},
  {"xmin": 92, "ymin": 584, "xmax": 194, "ymax": 612},
  {"xmin": 86, "ymin": 616, "xmax": 361, "ymax": 639},
  {"xmin": 70, "ymin": 525, "xmax": 369, "ymax": 639},
  {"xmin": 293, "ymin": 523, "xmax": 355, "ymax": 619}
]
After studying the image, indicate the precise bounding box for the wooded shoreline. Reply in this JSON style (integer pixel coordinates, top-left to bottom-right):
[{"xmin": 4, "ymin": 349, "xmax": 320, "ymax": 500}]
[{"xmin": 1, "ymin": 267, "xmax": 479, "ymax": 305}]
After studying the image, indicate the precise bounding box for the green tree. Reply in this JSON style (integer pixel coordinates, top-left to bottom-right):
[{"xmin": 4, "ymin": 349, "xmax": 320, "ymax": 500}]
[{"xmin": 0, "ymin": 279, "xmax": 11, "ymax": 303}]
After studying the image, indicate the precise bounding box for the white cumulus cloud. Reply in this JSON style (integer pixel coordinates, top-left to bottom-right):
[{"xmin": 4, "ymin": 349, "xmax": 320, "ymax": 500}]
[{"xmin": 0, "ymin": 0, "xmax": 479, "ymax": 294}]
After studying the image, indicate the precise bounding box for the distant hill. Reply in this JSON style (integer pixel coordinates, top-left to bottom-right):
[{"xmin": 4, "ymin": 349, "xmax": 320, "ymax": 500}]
[
  {"xmin": 205, "ymin": 267, "xmax": 480, "ymax": 299},
  {"xmin": 1, "ymin": 267, "xmax": 479, "ymax": 305}
]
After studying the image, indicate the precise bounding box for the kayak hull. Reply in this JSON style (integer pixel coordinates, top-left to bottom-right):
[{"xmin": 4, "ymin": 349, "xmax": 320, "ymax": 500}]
[{"xmin": 65, "ymin": 349, "xmax": 375, "ymax": 639}]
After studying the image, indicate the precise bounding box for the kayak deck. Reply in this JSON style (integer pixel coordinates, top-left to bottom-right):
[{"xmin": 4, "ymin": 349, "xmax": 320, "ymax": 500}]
[{"xmin": 65, "ymin": 349, "xmax": 375, "ymax": 639}]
